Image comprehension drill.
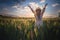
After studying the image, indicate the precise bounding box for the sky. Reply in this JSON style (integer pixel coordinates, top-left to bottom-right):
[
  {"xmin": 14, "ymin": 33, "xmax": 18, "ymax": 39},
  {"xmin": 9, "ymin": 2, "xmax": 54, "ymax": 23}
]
[{"xmin": 0, "ymin": 0, "xmax": 60, "ymax": 18}]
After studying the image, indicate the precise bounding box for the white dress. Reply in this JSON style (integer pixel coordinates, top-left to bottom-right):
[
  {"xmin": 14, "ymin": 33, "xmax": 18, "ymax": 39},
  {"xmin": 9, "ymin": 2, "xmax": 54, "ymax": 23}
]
[{"xmin": 34, "ymin": 14, "xmax": 43, "ymax": 29}]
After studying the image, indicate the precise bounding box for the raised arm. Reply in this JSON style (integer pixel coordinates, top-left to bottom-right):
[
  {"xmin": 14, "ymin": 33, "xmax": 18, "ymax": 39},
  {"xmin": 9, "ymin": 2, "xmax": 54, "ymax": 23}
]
[
  {"xmin": 41, "ymin": 3, "xmax": 48, "ymax": 15},
  {"xmin": 28, "ymin": 5, "xmax": 35, "ymax": 13}
]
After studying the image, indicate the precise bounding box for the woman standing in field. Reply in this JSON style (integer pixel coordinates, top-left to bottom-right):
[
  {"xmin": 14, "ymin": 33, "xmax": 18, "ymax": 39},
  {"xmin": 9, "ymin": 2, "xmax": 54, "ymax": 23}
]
[
  {"xmin": 28, "ymin": 3, "xmax": 48, "ymax": 40},
  {"xmin": 28, "ymin": 3, "xmax": 48, "ymax": 29}
]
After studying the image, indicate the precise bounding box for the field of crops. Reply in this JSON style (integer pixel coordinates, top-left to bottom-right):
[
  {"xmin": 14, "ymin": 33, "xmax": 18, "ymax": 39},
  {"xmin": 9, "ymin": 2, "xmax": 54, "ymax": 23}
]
[{"xmin": 0, "ymin": 17, "xmax": 60, "ymax": 40}]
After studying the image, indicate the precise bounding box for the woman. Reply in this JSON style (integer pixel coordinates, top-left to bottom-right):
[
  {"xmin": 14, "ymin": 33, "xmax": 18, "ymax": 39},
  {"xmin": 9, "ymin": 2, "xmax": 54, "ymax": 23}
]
[
  {"xmin": 28, "ymin": 3, "xmax": 48, "ymax": 40},
  {"xmin": 28, "ymin": 3, "xmax": 48, "ymax": 29}
]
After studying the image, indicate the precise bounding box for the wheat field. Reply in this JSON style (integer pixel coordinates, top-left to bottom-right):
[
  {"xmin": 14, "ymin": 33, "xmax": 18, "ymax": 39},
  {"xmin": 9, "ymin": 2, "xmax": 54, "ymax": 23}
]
[{"xmin": 0, "ymin": 17, "xmax": 60, "ymax": 40}]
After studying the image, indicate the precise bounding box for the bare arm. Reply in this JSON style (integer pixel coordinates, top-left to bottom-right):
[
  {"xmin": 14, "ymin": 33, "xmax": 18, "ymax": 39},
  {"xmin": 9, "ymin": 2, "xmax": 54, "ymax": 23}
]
[
  {"xmin": 28, "ymin": 5, "xmax": 35, "ymax": 13},
  {"xmin": 41, "ymin": 3, "xmax": 48, "ymax": 15}
]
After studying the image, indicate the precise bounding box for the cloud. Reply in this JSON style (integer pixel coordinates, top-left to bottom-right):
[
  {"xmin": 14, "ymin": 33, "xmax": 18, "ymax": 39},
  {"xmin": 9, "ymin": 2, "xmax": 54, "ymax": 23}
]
[
  {"xmin": 0, "ymin": 0, "xmax": 26, "ymax": 8},
  {"xmin": 10, "ymin": 4, "xmax": 34, "ymax": 17},
  {"xmin": 0, "ymin": 2, "xmax": 44, "ymax": 17},
  {"xmin": 11, "ymin": 2, "xmax": 45, "ymax": 17},
  {"xmin": 40, "ymin": 0, "xmax": 46, "ymax": 3},
  {"xmin": 0, "ymin": 7, "xmax": 12, "ymax": 16},
  {"xmin": 29, "ymin": 2, "xmax": 39, "ymax": 7},
  {"xmin": 52, "ymin": 3, "xmax": 59, "ymax": 7},
  {"xmin": 29, "ymin": 2, "xmax": 39, "ymax": 10},
  {"xmin": 29, "ymin": 2, "xmax": 43, "ymax": 9},
  {"xmin": 12, "ymin": 4, "xmax": 23, "ymax": 9}
]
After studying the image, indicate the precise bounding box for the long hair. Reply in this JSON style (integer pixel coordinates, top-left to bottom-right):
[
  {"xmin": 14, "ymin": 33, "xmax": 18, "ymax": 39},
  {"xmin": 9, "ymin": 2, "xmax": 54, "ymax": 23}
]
[{"xmin": 35, "ymin": 7, "xmax": 41, "ymax": 19}]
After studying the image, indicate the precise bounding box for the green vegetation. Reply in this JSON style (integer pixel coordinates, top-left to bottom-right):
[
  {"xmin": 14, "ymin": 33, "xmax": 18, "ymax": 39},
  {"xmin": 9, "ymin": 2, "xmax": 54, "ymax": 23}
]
[{"xmin": 0, "ymin": 16, "xmax": 60, "ymax": 40}]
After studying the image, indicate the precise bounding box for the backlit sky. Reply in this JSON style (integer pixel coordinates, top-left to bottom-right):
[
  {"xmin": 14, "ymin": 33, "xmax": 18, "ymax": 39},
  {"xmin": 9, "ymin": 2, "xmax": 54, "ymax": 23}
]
[{"xmin": 0, "ymin": 0, "xmax": 60, "ymax": 18}]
